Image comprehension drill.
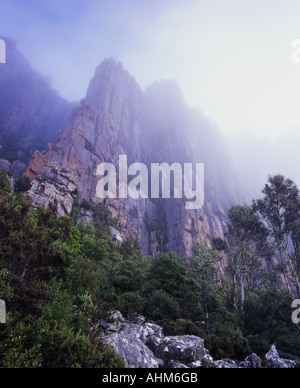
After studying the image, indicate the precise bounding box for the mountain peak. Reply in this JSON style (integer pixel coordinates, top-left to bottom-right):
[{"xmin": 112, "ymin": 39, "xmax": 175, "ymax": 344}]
[
  {"xmin": 85, "ymin": 58, "xmax": 142, "ymax": 112},
  {"xmin": 145, "ymin": 79, "xmax": 186, "ymax": 108}
]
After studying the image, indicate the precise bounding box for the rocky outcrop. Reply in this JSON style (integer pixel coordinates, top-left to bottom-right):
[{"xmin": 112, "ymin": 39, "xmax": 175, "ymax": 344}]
[
  {"xmin": 100, "ymin": 311, "xmax": 296, "ymax": 369},
  {"xmin": 27, "ymin": 162, "xmax": 77, "ymax": 216},
  {"xmin": 102, "ymin": 333, "xmax": 163, "ymax": 369},
  {"xmin": 155, "ymin": 336, "xmax": 206, "ymax": 366},
  {"xmin": 25, "ymin": 58, "xmax": 244, "ymax": 256}
]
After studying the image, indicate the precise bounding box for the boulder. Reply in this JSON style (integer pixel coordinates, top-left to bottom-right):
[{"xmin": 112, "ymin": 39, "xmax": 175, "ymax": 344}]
[
  {"xmin": 264, "ymin": 345, "xmax": 296, "ymax": 369},
  {"xmin": 210, "ymin": 359, "xmax": 239, "ymax": 369},
  {"xmin": 167, "ymin": 360, "xmax": 190, "ymax": 368},
  {"xmin": 102, "ymin": 333, "xmax": 163, "ymax": 368},
  {"xmin": 239, "ymin": 353, "xmax": 262, "ymax": 369},
  {"xmin": 110, "ymin": 310, "xmax": 126, "ymax": 324},
  {"xmin": 188, "ymin": 360, "xmax": 203, "ymax": 368},
  {"xmin": 135, "ymin": 314, "xmax": 146, "ymax": 326},
  {"xmin": 201, "ymin": 353, "xmax": 214, "ymax": 368},
  {"xmin": 139, "ymin": 322, "xmax": 164, "ymax": 349},
  {"xmin": 155, "ymin": 335, "xmax": 207, "ymax": 365}
]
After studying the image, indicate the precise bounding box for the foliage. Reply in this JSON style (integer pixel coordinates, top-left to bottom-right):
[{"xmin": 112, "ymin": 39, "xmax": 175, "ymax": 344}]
[
  {"xmin": 0, "ymin": 170, "xmax": 11, "ymax": 195},
  {"xmin": 147, "ymin": 290, "xmax": 180, "ymax": 321},
  {"xmin": 253, "ymin": 175, "xmax": 300, "ymax": 298},
  {"xmin": 0, "ymin": 173, "xmax": 299, "ymax": 366},
  {"xmin": 14, "ymin": 176, "xmax": 31, "ymax": 193}
]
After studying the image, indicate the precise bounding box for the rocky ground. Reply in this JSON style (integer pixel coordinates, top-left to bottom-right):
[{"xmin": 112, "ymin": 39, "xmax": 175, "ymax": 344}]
[{"xmin": 99, "ymin": 311, "xmax": 298, "ymax": 369}]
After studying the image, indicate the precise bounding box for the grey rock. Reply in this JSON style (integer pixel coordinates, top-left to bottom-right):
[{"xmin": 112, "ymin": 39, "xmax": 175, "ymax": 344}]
[
  {"xmin": 110, "ymin": 310, "xmax": 126, "ymax": 324},
  {"xmin": 139, "ymin": 322, "xmax": 164, "ymax": 344},
  {"xmin": 167, "ymin": 360, "xmax": 190, "ymax": 368},
  {"xmin": 77, "ymin": 208, "xmax": 94, "ymax": 226},
  {"xmin": 210, "ymin": 359, "xmax": 239, "ymax": 369},
  {"xmin": 201, "ymin": 353, "xmax": 214, "ymax": 368},
  {"xmin": 27, "ymin": 163, "xmax": 77, "ymax": 216},
  {"xmin": 264, "ymin": 345, "xmax": 296, "ymax": 369},
  {"xmin": 239, "ymin": 353, "xmax": 262, "ymax": 369},
  {"xmin": 188, "ymin": 360, "xmax": 203, "ymax": 368},
  {"xmin": 135, "ymin": 314, "xmax": 146, "ymax": 326},
  {"xmin": 110, "ymin": 227, "xmax": 123, "ymax": 244},
  {"xmin": 102, "ymin": 333, "xmax": 162, "ymax": 368},
  {"xmin": 155, "ymin": 335, "xmax": 206, "ymax": 365}
]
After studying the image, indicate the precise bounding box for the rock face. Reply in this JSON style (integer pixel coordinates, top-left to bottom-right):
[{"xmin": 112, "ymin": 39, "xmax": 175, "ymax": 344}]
[
  {"xmin": 0, "ymin": 37, "xmax": 74, "ymax": 175},
  {"xmin": 25, "ymin": 58, "xmax": 244, "ymax": 256},
  {"xmin": 101, "ymin": 311, "xmax": 296, "ymax": 369}
]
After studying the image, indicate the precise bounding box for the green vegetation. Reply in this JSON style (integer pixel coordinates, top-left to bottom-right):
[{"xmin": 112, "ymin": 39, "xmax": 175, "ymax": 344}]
[
  {"xmin": 14, "ymin": 176, "xmax": 31, "ymax": 193},
  {"xmin": 0, "ymin": 172, "xmax": 299, "ymax": 367}
]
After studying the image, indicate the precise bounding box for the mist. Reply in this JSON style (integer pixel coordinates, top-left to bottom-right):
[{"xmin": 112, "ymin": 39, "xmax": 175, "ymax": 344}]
[
  {"xmin": 1, "ymin": 0, "xmax": 300, "ymax": 199},
  {"xmin": 224, "ymin": 129, "xmax": 300, "ymax": 201}
]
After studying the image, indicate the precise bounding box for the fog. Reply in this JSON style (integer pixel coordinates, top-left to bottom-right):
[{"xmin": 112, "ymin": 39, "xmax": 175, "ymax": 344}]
[
  {"xmin": 224, "ymin": 129, "xmax": 300, "ymax": 201},
  {"xmin": 1, "ymin": 0, "xmax": 300, "ymax": 198}
]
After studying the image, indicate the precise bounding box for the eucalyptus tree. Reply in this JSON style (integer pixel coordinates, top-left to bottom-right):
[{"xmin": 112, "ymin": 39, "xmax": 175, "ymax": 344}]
[{"xmin": 253, "ymin": 175, "xmax": 300, "ymax": 298}]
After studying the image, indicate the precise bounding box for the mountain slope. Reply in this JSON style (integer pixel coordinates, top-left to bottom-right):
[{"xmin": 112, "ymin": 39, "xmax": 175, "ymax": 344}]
[{"xmin": 0, "ymin": 37, "xmax": 75, "ymax": 174}]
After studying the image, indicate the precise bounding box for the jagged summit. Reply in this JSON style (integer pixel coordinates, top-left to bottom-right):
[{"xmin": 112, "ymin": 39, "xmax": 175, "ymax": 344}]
[{"xmin": 86, "ymin": 57, "xmax": 142, "ymax": 113}]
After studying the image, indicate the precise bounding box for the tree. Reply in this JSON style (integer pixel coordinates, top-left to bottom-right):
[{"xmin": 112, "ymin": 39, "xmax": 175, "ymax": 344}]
[
  {"xmin": 147, "ymin": 252, "xmax": 187, "ymax": 299},
  {"xmin": 186, "ymin": 243, "xmax": 221, "ymax": 334},
  {"xmin": 225, "ymin": 205, "xmax": 271, "ymax": 315},
  {"xmin": 253, "ymin": 175, "xmax": 300, "ymax": 298},
  {"xmin": 0, "ymin": 170, "xmax": 11, "ymax": 195}
]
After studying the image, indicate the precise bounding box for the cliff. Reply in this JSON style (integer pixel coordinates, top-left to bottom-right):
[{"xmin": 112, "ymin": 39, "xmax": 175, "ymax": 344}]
[{"xmin": 25, "ymin": 58, "xmax": 244, "ymax": 256}]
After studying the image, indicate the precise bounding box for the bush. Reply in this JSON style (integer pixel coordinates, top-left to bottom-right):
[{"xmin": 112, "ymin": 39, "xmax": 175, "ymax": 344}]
[
  {"xmin": 163, "ymin": 319, "xmax": 203, "ymax": 337},
  {"xmin": 14, "ymin": 176, "xmax": 31, "ymax": 193},
  {"xmin": 206, "ymin": 330, "xmax": 251, "ymax": 361},
  {"xmin": 247, "ymin": 334, "xmax": 270, "ymax": 356},
  {"xmin": 0, "ymin": 170, "xmax": 11, "ymax": 195},
  {"xmin": 116, "ymin": 291, "xmax": 146, "ymax": 318},
  {"xmin": 147, "ymin": 290, "xmax": 180, "ymax": 321},
  {"xmin": 40, "ymin": 322, "xmax": 125, "ymax": 368},
  {"xmin": 276, "ymin": 333, "xmax": 300, "ymax": 358}
]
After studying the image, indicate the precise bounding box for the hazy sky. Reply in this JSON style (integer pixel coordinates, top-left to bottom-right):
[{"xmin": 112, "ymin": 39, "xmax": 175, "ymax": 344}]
[{"xmin": 1, "ymin": 0, "xmax": 300, "ymax": 141}]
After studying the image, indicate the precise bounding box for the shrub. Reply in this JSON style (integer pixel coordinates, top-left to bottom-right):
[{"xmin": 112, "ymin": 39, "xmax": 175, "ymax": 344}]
[
  {"xmin": 14, "ymin": 176, "xmax": 31, "ymax": 193},
  {"xmin": 147, "ymin": 290, "xmax": 180, "ymax": 322},
  {"xmin": 163, "ymin": 319, "xmax": 202, "ymax": 337}
]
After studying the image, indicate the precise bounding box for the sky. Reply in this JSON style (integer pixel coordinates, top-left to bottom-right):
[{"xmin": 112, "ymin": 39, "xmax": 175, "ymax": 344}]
[{"xmin": 1, "ymin": 0, "xmax": 300, "ymax": 195}]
